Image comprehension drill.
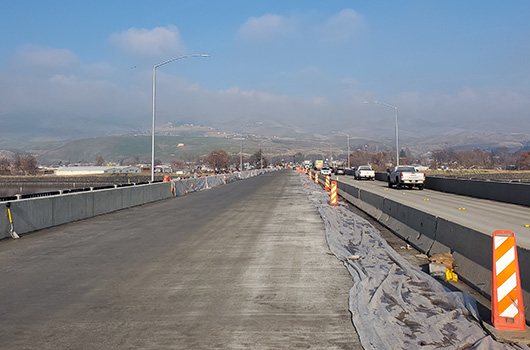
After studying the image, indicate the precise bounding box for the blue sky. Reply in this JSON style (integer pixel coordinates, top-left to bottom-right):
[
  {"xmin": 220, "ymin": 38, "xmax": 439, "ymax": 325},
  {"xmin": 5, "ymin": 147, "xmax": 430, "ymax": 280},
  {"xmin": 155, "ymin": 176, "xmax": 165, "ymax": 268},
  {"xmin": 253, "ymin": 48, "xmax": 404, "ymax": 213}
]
[{"xmin": 1, "ymin": 0, "xmax": 530, "ymax": 142}]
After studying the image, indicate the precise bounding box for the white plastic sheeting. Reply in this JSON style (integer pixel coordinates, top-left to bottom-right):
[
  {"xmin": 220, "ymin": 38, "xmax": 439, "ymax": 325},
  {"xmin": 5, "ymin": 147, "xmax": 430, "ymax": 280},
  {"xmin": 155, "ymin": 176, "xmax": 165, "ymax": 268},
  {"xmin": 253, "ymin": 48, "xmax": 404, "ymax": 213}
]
[
  {"xmin": 301, "ymin": 175, "xmax": 529, "ymax": 350},
  {"xmin": 171, "ymin": 169, "xmax": 275, "ymax": 197}
]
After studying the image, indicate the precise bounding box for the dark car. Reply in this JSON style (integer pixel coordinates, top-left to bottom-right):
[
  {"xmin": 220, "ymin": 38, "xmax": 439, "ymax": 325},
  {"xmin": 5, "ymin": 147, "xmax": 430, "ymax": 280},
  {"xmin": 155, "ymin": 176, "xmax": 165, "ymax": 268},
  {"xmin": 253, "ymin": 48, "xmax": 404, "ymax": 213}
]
[{"xmin": 334, "ymin": 166, "xmax": 345, "ymax": 175}]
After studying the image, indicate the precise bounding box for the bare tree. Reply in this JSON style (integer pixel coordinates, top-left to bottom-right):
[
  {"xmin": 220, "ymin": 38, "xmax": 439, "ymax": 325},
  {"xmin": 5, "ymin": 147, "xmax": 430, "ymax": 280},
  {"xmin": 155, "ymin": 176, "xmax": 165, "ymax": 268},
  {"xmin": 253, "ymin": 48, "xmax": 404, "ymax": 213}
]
[
  {"xmin": 122, "ymin": 156, "xmax": 140, "ymax": 166},
  {"xmin": 0, "ymin": 158, "xmax": 10, "ymax": 175},
  {"xmin": 95, "ymin": 155, "xmax": 105, "ymax": 166},
  {"xmin": 456, "ymin": 149, "xmax": 491, "ymax": 169},
  {"xmin": 516, "ymin": 151, "xmax": 530, "ymax": 170},
  {"xmin": 20, "ymin": 155, "xmax": 37, "ymax": 175},
  {"xmin": 349, "ymin": 150, "xmax": 372, "ymax": 167},
  {"xmin": 12, "ymin": 153, "xmax": 22, "ymax": 174},
  {"xmin": 250, "ymin": 149, "xmax": 264, "ymax": 168},
  {"xmin": 370, "ymin": 152, "xmax": 392, "ymax": 171},
  {"xmin": 171, "ymin": 160, "xmax": 186, "ymax": 171},
  {"xmin": 205, "ymin": 150, "xmax": 230, "ymax": 170}
]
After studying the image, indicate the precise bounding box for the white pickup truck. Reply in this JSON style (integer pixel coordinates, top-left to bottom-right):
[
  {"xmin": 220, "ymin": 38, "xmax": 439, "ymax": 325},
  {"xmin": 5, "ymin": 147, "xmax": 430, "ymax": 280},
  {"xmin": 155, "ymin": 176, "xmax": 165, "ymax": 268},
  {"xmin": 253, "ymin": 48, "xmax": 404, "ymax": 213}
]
[
  {"xmin": 387, "ymin": 166, "xmax": 425, "ymax": 190},
  {"xmin": 354, "ymin": 165, "xmax": 375, "ymax": 180}
]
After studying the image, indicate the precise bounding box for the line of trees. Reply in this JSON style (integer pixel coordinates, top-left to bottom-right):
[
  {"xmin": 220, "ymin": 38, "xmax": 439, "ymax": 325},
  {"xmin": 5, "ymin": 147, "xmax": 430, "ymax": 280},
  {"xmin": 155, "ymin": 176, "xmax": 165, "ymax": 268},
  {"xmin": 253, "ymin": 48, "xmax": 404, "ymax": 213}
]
[
  {"xmin": 431, "ymin": 148, "xmax": 530, "ymax": 170},
  {"xmin": 0, "ymin": 154, "xmax": 38, "ymax": 175},
  {"xmin": 347, "ymin": 148, "xmax": 530, "ymax": 171},
  {"xmin": 203, "ymin": 149, "xmax": 269, "ymax": 171}
]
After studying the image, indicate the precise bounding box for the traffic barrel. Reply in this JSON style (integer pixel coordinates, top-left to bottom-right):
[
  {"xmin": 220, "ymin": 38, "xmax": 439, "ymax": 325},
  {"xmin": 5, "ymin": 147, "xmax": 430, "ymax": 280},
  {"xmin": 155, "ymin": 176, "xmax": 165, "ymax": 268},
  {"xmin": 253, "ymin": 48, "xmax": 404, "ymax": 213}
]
[{"xmin": 492, "ymin": 230, "xmax": 526, "ymax": 331}]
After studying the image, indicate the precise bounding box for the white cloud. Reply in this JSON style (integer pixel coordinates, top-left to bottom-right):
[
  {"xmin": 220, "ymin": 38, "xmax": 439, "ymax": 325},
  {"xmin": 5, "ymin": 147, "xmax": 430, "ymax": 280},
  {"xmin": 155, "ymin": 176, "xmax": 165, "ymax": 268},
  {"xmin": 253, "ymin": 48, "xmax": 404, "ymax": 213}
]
[
  {"xmin": 17, "ymin": 46, "xmax": 79, "ymax": 69},
  {"xmin": 110, "ymin": 25, "xmax": 185, "ymax": 57},
  {"xmin": 320, "ymin": 9, "xmax": 364, "ymax": 44},
  {"xmin": 238, "ymin": 14, "xmax": 296, "ymax": 41}
]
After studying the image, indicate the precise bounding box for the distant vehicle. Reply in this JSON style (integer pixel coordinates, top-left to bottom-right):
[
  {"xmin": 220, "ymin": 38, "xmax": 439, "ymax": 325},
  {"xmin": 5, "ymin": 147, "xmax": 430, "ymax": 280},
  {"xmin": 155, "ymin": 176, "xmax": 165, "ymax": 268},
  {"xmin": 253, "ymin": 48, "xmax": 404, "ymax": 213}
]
[
  {"xmin": 315, "ymin": 160, "xmax": 324, "ymax": 170},
  {"xmin": 354, "ymin": 165, "xmax": 375, "ymax": 180},
  {"xmin": 303, "ymin": 160, "xmax": 313, "ymax": 169},
  {"xmin": 334, "ymin": 166, "xmax": 345, "ymax": 175},
  {"xmin": 320, "ymin": 167, "xmax": 331, "ymax": 175},
  {"xmin": 413, "ymin": 164, "xmax": 429, "ymax": 172},
  {"xmin": 387, "ymin": 165, "xmax": 425, "ymax": 190}
]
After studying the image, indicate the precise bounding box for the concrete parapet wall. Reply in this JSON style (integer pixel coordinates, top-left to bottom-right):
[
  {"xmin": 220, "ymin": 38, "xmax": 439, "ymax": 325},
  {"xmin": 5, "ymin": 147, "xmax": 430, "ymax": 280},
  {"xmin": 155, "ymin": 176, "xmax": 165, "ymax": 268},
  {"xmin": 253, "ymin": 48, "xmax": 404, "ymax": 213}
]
[
  {"xmin": 374, "ymin": 172, "xmax": 530, "ymax": 207},
  {"xmin": 425, "ymin": 176, "xmax": 530, "ymax": 207},
  {"xmin": 336, "ymin": 179, "xmax": 530, "ymax": 322},
  {"xmin": 0, "ymin": 182, "xmax": 172, "ymax": 240}
]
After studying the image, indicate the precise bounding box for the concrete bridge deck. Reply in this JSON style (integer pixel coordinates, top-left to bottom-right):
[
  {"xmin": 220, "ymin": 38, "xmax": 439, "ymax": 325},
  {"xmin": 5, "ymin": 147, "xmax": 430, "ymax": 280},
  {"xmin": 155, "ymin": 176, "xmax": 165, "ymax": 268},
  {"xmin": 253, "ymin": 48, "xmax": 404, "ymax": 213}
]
[{"xmin": 0, "ymin": 171, "xmax": 361, "ymax": 349}]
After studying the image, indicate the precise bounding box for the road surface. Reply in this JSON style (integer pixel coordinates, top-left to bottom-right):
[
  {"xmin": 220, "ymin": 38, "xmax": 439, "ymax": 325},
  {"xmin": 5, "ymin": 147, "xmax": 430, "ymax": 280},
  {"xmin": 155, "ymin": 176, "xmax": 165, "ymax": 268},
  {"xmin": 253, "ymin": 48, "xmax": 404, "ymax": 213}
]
[
  {"xmin": 0, "ymin": 170, "xmax": 361, "ymax": 349},
  {"xmin": 337, "ymin": 175, "xmax": 530, "ymax": 248}
]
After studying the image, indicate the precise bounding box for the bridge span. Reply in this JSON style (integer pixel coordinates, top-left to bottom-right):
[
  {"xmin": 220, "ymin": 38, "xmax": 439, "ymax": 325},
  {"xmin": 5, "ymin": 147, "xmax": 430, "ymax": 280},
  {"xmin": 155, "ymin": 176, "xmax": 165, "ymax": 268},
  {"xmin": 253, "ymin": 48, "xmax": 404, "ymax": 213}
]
[
  {"xmin": 1, "ymin": 170, "xmax": 529, "ymax": 349},
  {"xmin": 0, "ymin": 171, "xmax": 360, "ymax": 349}
]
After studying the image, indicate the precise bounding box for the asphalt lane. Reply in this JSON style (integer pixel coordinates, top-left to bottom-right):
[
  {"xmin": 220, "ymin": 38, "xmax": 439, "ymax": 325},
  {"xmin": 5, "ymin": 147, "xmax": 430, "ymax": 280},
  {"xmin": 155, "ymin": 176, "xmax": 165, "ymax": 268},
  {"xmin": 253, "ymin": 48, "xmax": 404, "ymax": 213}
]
[
  {"xmin": 336, "ymin": 175, "xmax": 530, "ymax": 247},
  {"xmin": 0, "ymin": 170, "xmax": 361, "ymax": 349}
]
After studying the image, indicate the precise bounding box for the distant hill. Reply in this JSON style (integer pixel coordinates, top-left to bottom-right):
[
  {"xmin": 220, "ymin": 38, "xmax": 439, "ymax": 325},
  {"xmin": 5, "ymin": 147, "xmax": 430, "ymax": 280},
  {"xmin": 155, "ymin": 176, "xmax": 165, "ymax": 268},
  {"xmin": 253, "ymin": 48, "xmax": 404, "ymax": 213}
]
[{"xmin": 2, "ymin": 120, "xmax": 530, "ymax": 165}]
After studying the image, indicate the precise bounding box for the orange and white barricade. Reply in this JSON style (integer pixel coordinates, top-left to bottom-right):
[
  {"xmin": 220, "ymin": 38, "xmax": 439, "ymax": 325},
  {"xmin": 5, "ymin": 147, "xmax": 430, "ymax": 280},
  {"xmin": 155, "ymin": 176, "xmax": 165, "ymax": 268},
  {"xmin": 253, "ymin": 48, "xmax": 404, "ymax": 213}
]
[
  {"xmin": 492, "ymin": 230, "xmax": 526, "ymax": 331},
  {"xmin": 330, "ymin": 181, "xmax": 338, "ymax": 205},
  {"xmin": 325, "ymin": 176, "xmax": 330, "ymax": 191},
  {"xmin": 314, "ymin": 172, "xmax": 319, "ymax": 184},
  {"xmin": 309, "ymin": 172, "xmax": 312, "ymax": 181}
]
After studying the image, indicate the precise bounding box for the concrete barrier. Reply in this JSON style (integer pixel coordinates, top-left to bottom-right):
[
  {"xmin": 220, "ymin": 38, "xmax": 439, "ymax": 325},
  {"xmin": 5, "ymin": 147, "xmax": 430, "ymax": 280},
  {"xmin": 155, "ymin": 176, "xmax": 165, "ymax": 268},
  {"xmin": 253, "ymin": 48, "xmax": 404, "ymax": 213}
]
[
  {"xmin": 336, "ymin": 178, "xmax": 530, "ymax": 322},
  {"xmin": 0, "ymin": 182, "xmax": 172, "ymax": 240},
  {"xmin": 374, "ymin": 172, "xmax": 530, "ymax": 207},
  {"xmin": 381, "ymin": 198, "xmax": 438, "ymax": 254},
  {"xmin": 1, "ymin": 169, "xmax": 276, "ymax": 240},
  {"xmin": 425, "ymin": 176, "xmax": 530, "ymax": 207}
]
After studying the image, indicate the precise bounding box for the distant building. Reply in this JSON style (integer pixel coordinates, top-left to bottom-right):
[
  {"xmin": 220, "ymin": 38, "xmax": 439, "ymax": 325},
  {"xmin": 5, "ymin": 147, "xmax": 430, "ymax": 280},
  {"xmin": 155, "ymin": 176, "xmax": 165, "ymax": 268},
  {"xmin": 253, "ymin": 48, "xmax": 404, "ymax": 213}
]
[{"xmin": 55, "ymin": 166, "xmax": 141, "ymax": 176}]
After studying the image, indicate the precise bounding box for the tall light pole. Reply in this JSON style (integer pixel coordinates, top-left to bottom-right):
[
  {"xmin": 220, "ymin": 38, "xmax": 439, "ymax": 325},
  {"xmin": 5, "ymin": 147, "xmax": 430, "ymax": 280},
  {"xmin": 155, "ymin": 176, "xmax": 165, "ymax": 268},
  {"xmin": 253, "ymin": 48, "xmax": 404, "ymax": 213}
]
[
  {"xmin": 234, "ymin": 121, "xmax": 262, "ymax": 173},
  {"xmin": 334, "ymin": 131, "xmax": 350, "ymax": 168},
  {"xmin": 233, "ymin": 137, "xmax": 245, "ymax": 171},
  {"xmin": 151, "ymin": 54, "xmax": 209, "ymax": 181},
  {"xmin": 364, "ymin": 101, "xmax": 399, "ymax": 166}
]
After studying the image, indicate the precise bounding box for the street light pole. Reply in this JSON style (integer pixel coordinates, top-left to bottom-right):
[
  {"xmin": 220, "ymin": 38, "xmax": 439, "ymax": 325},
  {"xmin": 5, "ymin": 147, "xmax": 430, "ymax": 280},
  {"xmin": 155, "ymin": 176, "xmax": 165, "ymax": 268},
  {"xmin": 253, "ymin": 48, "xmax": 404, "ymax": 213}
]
[
  {"xmin": 334, "ymin": 131, "xmax": 350, "ymax": 168},
  {"xmin": 346, "ymin": 133, "xmax": 350, "ymax": 168},
  {"xmin": 364, "ymin": 101, "xmax": 399, "ymax": 166},
  {"xmin": 233, "ymin": 137, "xmax": 245, "ymax": 172},
  {"xmin": 151, "ymin": 54, "xmax": 209, "ymax": 181}
]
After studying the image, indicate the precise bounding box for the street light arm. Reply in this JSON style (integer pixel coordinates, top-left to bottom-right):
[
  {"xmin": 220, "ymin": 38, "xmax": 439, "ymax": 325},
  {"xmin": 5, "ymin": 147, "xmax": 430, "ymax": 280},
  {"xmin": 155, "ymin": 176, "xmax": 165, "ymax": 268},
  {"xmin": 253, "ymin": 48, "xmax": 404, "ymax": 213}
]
[
  {"xmin": 364, "ymin": 100, "xmax": 397, "ymax": 110},
  {"xmin": 364, "ymin": 100, "xmax": 400, "ymax": 166},
  {"xmin": 151, "ymin": 53, "xmax": 210, "ymax": 181},
  {"xmin": 154, "ymin": 54, "xmax": 210, "ymax": 68}
]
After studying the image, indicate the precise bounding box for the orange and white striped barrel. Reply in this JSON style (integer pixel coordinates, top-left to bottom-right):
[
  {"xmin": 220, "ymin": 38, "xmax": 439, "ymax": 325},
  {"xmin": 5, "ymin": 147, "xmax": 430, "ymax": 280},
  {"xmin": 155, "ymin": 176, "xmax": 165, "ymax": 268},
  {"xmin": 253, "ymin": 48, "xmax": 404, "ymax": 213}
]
[
  {"xmin": 492, "ymin": 230, "xmax": 526, "ymax": 331},
  {"xmin": 314, "ymin": 172, "xmax": 319, "ymax": 184},
  {"xmin": 330, "ymin": 181, "xmax": 338, "ymax": 205},
  {"xmin": 325, "ymin": 176, "xmax": 330, "ymax": 191}
]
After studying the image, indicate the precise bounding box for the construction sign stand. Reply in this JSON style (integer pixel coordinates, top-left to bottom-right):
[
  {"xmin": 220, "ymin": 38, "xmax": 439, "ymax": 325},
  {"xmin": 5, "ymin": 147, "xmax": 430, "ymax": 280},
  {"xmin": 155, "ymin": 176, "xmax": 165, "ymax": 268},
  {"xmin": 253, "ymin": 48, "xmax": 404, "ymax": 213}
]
[
  {"xmin": 330, "ymin": 181, "xmax": 337, "ymax": 205},
  {"xmin": 6, "ymin": 203, "xmax": 19, "ymax": 239},
  {"xmin": 325, "ymin": 176, "xmax": 330, "ymax": 191},
  {"xmin": 492, "ymin": 230, "xmax": 525, "ymax": 332}
]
